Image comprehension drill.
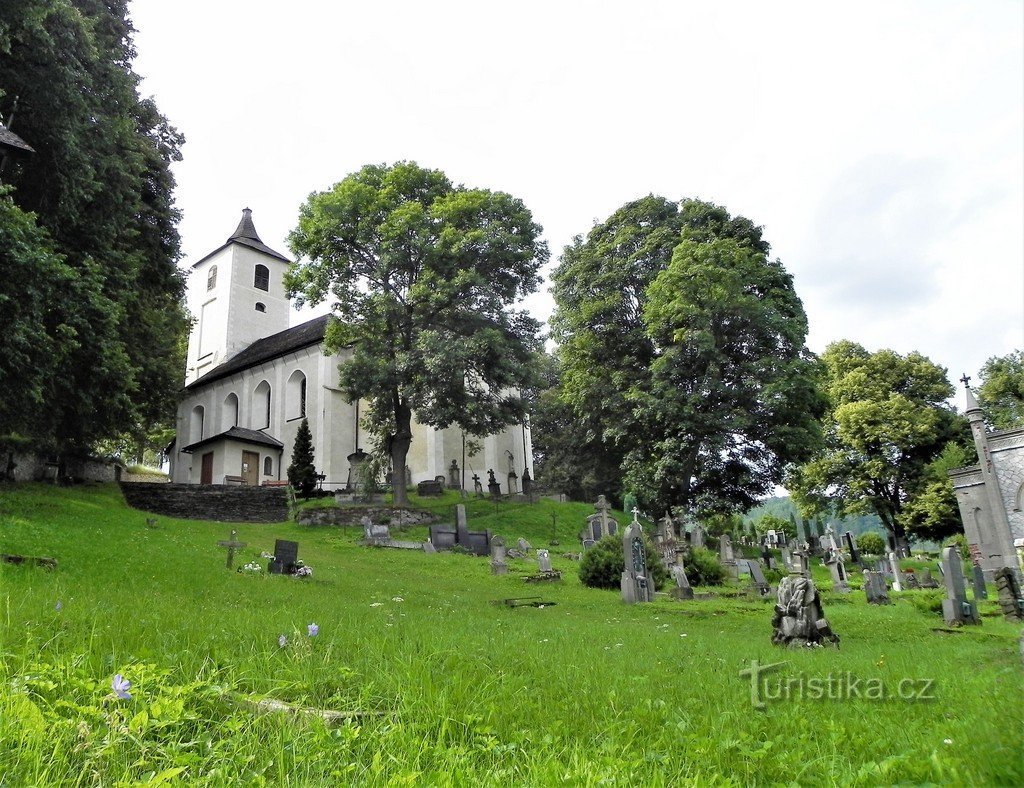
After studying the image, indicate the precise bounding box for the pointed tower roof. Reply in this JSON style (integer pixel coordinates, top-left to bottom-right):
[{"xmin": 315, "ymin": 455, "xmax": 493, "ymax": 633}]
[
  {"xmin": 965, "ymin": 385, "xmax": 981, "ymax": 414},
  {"xmin": 191, "ymin": 208, "xmax": 290, "ymax": 267}
]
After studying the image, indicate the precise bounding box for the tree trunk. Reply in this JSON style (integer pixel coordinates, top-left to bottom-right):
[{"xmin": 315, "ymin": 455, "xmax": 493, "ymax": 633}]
[{"xmin": 389, "ymin": 400, "xmax": 413, "ymax": 506}]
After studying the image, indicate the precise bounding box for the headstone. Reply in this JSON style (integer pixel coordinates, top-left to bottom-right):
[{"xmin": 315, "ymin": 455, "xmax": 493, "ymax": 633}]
[
  {"xmin": 269, "ymin": 539, "xmax": 299, "ymax": 575},
  {"xmin": 771, "ymin": 575, "xmax": 840, "ymax": 648},
  {"xmin": 517, "ymin": 538, "xmax": 532, "ymax": 553},
  {"xmin": 917, "ymin": 568, "xmax": 940, "ymax": 588},
  {"xmin": 780, "ymin": 545, "xmax": 793, "ymax": 571},
  {"xmin": 719, "ymin": 534, "xmax": 738, "ymax": 578},
  {"xmin": 422, "ymin": 540, "xmax": 437, "ymax": 554},
  {"xmin": 582, "ymin": 539, "xmax": 596, "ymax": 550},
  {"xmin": 217, "ymin": 529, "xmax": 247, "ymax": 569},
  {"xmin": 745, "ymin": 559, "xmax": 771, "ymax": 596},
  {"xmin": 448, "ymin": 460, "xmax": 461, "ymax": 490},
  {"xmin": 690, "ymin": 524, "xmax": 706, "ymax": 550},
  {"xmin": 490, "ymin": 535, "xmax": 508, "ymax": 575},
  {"xmin": 903, "ymin": 570, "xmax": 920, "ymax": 589},
  {"xmin": 361, "ymin": 516, "xmax": 391, "ymax": 545},
  {"xmin": 537, "ymin": 549, "xmax": 552, "ymax": 573},
  {"xmin": 888, "ymin": 552, "xmax": 904, "ymax": 592},
  {"xmin": 760, "ymin": 544, "xmax": 773, "ymax": 570},
  {"xmin": 940, "ymin": 546, "xmax": 980, "ymax": 626},
  {"xmin": 844, "ymin": 531, "xmax": 860, "ymax": 565},
  {"xmin": 992, "ymin": 568, "xmax": 1024, "ymax": 621},
  {"xmin": 863, "ymin": 570, "xmax": 891, "ymax": 604},
  {"xmin": 429, "ymin": 524, "xmax": 457, "ymax": 550},
  {"xmin": 620, "ymin": 517, "xmax": 653, "ymax": 604},
  {"xmin": 824, "ymin": 549, "xmax": 851, "ymax": 593},
  {"xmin": 472, "ymin": 473, "xmax": 483, "ymax": 497},
  {"xmin": 487, "ymin": 469, "xmax": 501, "ymax": 499},
  {"xmin": 807, "ymin": 534, "xmax": 821, "ymax": 556},
  {"xmin": 670, "ymin": 558, "xmax": 694, "ymax": 600},
  {"xmin": 971, "ymin": 564, "xmax": 988, "ymax": 600},
  {"xmin": 507, "ymin": 470, "xmax": 519, "ymax": 495},
  {"xmin": 456, "ymin": 504, "xmax": 469, "ymax": 544},
  {"xmin": 521, "ymin": 468, "xmax": 532, "ymax": 495},
  {"xmin": 417, "ymin": 479, "xmax": 444, "ymax": 496},
  {"xmin": 462, "ymin": 530, "xmax": 492, "ymax": 557},
  {"xmin": 793, "ymin": 550, "xmax": 810, "ymax": 579}
]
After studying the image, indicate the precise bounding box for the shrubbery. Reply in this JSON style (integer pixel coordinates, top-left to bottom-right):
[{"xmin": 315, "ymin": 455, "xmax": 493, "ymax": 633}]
[
  {"xmin": 856, "ymin": 531, "xmax": 886, "ymax": 556},
  {"xmin": 943, "ymin": 533, "xmax": 970, "ymax": 563},
  {"xmin": 684, "ymin": 547, "xmax": 726, "ymax": 586},
  {"xmin": 578, "ymin": 535, "xmax": 668, "ymax": 591}
]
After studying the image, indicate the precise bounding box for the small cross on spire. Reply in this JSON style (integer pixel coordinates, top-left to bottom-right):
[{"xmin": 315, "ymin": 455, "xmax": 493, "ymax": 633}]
[{"xmin": 959, "ymin": 373, "xmax": 972, "ymax": 388}]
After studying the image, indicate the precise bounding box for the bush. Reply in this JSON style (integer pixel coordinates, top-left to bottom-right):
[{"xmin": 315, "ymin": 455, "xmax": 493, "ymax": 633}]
[
  {"xmin": 684, "ymin": 547, "xmax": 726, "ymax": 586},
  {"xmin": 943, "ymin": 533, "xmax": 970, "ymax": 563},
  {"xmin": 856, "ymin": 531, "xmax": 886, "ymax": 556},
  {"xmin": 579, "ymin": 534, "xmax": 668, "ymax": 591}
]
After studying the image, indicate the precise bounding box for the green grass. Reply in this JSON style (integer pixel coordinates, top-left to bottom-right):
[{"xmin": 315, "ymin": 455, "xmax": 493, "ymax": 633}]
[{"xmin": 2, "ymin": 483, "xmax": 1022, "ymax": 785}]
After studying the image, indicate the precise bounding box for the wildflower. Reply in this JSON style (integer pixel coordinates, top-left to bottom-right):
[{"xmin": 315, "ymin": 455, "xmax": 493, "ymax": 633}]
[
  {"xmin": 943, "ymin": 739, "xmax": 953, "ymax": 745},
  {"xmin": 295, "ymin": 565, "xmax": 313, "ymax": 577},
  {"xmin": 261, "ymin": 552, "xmax": 275, "ymax": 559},
  {"xmin": 55, "ymin": 601, "xmax": 62, "ymax": 611},
  {"xmin": 112, "ymin": 674, "xmax": 131, "ymax": 700},
  {"xmin": 680, "ymin": 633, "xmax": 688, "ymax": 638},
  {"xmin": 370, "ymin": 602, "xmax": 383, "ymax": 607},
  {"xmin": 278, "ymin": 634, "xmax": 287, "ymax": 648},
  {"xmin": 307, "ymin": 623, "xmax": 319, "ymax": 637},
  {"xmin": 391, "ymin": 596, "xmax": 404, "ymax": 602}
]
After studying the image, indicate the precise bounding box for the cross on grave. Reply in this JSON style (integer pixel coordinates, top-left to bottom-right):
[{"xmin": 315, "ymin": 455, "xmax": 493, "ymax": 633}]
[{"xmin": 217, "ymin": 529, "xmax": 247, "ymax": 569}]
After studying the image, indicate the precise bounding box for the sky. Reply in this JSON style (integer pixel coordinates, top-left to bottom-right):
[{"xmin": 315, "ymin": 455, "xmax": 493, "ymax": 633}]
[{"xmin": 130, "ymin": 0, "xmax": 1023, "ymax": 403}]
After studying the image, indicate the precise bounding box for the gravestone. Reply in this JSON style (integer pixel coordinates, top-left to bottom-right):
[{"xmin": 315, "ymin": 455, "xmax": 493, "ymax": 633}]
[
  {"xmin": 771, "ymin": 575, "xmax": 839, "ymax": 648},
  {"xmin": 462, "ymin": 530, "xmax": 492, "ymax": 557},
  {"xmin": 487, "ymin": 469, "xmax": 501, "ymax": 499},
  {"xmin": 793, "ymin": 550, "xmax": 810, "ymax": 579},
  {"xmin": 490, "ymin": 535, "xmax": 508, "ymax": 575},
  {"xmin": 888, "ymin": 552, "xmax": 904, "ymax": 592},
  {"xmin": 807, "ymin": 534, "xmax": 821, "ymax": 556},
  {"xmin": 670, "ymin": 558, "xmax": 694, "ymax": 600},
  {"xmin": 472, "ymin": 473, "xmax": 483, "ymax": 497},
  {"xmin": 903, "ymin": 570, "xmax": 920, "ymax": 589},
  {"xmin": 760, "ymin": 544, "xmax": 773, "ymax": 570},
  {"xmin": 917, "ymin": 568, "xmax": 940, "ymax": 588},
  {"xmin": 582, "ymin": 539, "xmax": 596, "ymax": 550},
  {"xmin": 863, "ymin": 570, "xmax": 891, "ymax": 604},
  {"xmin": 825, "ymin": 550, "xmax": 851, "ymax": 593},
  {"xmin": 521, "ymin": 468, "xmax": 532, "ymax": 496},
  {"xmin": 417, "ymin": 479, "xmax": 444, "ymax": 496},
  {"xmin": 621, "ymin": 515, "xmax": 653, "ymax": 604},
  {"xmin": 537, "ymin": 549, "xmax": 552, "ymax": 573},
  {"xmin": 507, "ymin": 470, "xmax": 519, "ymax": 495},
  {"xmin": 429, "ymin": 524, "xmax": 457, "ymax": 550},
  {"xmin": 992, "ymin": 568, "xmax": 1024, "ymax": 621},
  {"xmin": 940, "ymin": 546, "xmax": 980, "ymax": 626},
  {"xmin": 844, "ymin": 531, "xmax": 861, "ymax": 565},
  {"xmin": 690, "ymin": 524, "xmax": 706, "ymax": 550},
  {"xmin": 456, "ymin": 504, "xmax": 469, "ymax": 544},
  {"xmin": 269, "ymin": 539, "xmax": 299, "ymax": 575},
  {"xmin": 971, "ymin": 564, "xmax": 988, "ymax": 600},
  {"xmin": 422, "ymin": 540, "xmax": 437, "ymax": 554},
  {"xmin": 745, "ymin": 559, "xmax": 771, "ymax": 597},
  {"xmin": 719, "ymin": 534, "xmax": 738, "ymax": 579},
  {"xmin": 448, "ymin": 459, "xmax": 461, "ymax": 490},
  {"xmin": 582, "ymin": 495, "xmax": 617, "ymax": 543},
  {"xmin": 361, "ymin": 516, "xmax": 391, "ymax": 545},
  {"xmin": 517, "ymin": 537, "xmax": 533, "ymax": 553},
  {"xmin": 780, "ymin": 545, "xmax": 793, "ymax": 571},
  {"xmin": 217, "ymin": 529, "xmax": 247, "ymax": 569},
  {"xmin": 656, "ymin": 514, "xmax": 678, "ymax": 569}
]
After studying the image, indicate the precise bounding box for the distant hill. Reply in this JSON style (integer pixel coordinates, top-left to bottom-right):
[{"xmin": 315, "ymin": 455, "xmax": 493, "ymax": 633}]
[{"xmin": 744, "ymin": 496, "xmax": 886, "ymax": 539}]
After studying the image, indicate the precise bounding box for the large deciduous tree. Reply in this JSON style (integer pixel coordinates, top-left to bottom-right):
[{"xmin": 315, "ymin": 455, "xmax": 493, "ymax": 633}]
[
  {"xmin": 977, "ymin": 351, "xmax": 1024, "ymax": 430},
  {"xmin": 787, "ymin": 341, "xmax": 968, "ymax": 551},
  {"xmin": 0, "ymin": 0, "xmax": 187, "ymax": 459},
  {"xmin": 551, "ymin": 196, "xmax": 824, "ymax": 515},
  {"xmin": 286, "ymin": 162, "xmax": 547, "ymax": 505}
]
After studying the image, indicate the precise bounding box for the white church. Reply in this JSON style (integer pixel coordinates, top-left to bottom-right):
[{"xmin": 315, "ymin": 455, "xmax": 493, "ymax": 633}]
[{"xmin": 168, "ymin": 209, "xmax": 532, "ymax": 491}]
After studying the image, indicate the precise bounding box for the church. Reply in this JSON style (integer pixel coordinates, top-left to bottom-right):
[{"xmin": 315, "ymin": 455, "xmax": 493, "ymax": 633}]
[{"xmin": 168, "ymin": 209, "xmax": 532, "ymax": 491}]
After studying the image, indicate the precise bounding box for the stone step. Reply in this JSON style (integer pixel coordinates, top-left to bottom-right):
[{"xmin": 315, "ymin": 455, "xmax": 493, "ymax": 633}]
[{"xmin": 119, "ymin": 482, "xmax": 289, "ymax": 523}]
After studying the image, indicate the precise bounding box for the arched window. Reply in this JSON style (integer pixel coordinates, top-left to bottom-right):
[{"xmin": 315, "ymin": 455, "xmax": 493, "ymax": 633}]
[
  {"xmin": 207, "ymin": 265, "xmax": 217, "ymax": 291},
  {"xmin": 190, "ymin": 405, "xmax": 205, "ymax": 440},
  {"xmin": 255, "ymin": 302, "xmax": 266, "ymax": 312},
  {"xmin": 222, "ymin": 393, "xmax": 239, "ymax": 430},
  {"xmin": 263, "ymin": 456, "xmax": 273, "ymax": 476},
  {"xmin": 287, "ymin": 370, "xmax": 307, "ymax": 420},
  {"xmin": 253, "ymin": 380, "xmax": 271, "ymax": 429},
  {"xmin": 254, "ymin": 264, "xmax": 269, "ymax": 291}
]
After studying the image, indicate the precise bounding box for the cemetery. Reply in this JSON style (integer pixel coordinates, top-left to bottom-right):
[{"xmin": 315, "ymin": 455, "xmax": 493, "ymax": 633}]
[{"xmin": 1, "ymin": 481, "xmax": 1022, "ymax": 785}]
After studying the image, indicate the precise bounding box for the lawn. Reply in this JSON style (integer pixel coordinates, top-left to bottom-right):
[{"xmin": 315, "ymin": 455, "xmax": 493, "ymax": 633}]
[{"xmin": 1, "ymin": 483, "xmax": 1021, "ymax": 786}]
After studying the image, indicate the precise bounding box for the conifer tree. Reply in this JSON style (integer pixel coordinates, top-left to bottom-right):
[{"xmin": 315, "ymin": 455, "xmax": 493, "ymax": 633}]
[{"xmin": 287, "ymin": 418, "xmax": 318, "ymax": 498}]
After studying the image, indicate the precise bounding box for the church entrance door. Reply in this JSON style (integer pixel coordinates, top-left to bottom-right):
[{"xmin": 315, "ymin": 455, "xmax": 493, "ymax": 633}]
[
  {"xmin": 241, "ymin": 451, "xmax": 260, "ymax": 486},
  {"xmin": 200, "ymin": 452, "xmax": 214, "ymax": 485}
]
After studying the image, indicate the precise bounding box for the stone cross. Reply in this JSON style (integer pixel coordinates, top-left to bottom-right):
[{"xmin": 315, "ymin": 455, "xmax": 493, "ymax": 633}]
[
  {"xmin": 472, "ymin": 473, "xmax": 483, "ymax": 497},
  {"xmin": 217, "ymin": 529, "xmax": 247, "ymax": 569},
  {"xmin": 631, "ymin": 506, "xmax": 641, "ymax": 523},
  {"xmin": 941, "ymin": 546, "xmax": 980, "ymax": 625},
  {"xmin": 621, "ymin": 520, "xmax": 652, "ymax": 603},
  {"xmin": 594, "ymin": 495, "xmax": 612, "ymax": 534}
]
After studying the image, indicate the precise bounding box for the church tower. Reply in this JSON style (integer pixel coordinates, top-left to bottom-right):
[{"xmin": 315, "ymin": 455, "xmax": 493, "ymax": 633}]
[{"xmin": 184, "ymin": 209, "xmax": 291, "ymax": 384}]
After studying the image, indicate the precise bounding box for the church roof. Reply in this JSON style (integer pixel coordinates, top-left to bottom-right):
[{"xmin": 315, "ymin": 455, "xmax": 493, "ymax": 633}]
[
  {"xmin": 180, "ymin": 425, "xmax": 285, "ymax": 454},
  {"xmin": 186, "ymin": 314, "xmax": 332, "ymax": 390},
  {"xmin": 0, "ymin": 122, "xmax": 34, "ymax": 154},
  {"xmin": 191, "ymin": 208, "xmax": 290, "ymax": 268}
]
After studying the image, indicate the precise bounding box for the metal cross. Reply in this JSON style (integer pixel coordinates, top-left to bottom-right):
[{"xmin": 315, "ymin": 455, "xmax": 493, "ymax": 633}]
[
  {"xmin": 217, "ymin": 529, "xmax": 248, "ymax": 569},
  {"xmin": 959, "ymin": 373, "xmax": 972, "ymax": 388}
]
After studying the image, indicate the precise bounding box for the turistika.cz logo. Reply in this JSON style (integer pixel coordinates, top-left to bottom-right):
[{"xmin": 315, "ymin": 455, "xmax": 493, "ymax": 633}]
[{"xmin": 739, "ymin": 659, "xmax": 936, "ymax": 709}]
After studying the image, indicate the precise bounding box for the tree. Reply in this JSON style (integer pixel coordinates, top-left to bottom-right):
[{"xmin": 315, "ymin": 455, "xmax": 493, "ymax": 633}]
[
  {"xmin": 855, "ymin": 531, "xmax": 886, "ymax": 556},
  {"xmin": 787, "ymin": 341, "xmax": 968, "ymax": 553},
  {"xmin": 287, "ymin": 418, "xmax": 318, "ymax": 498},
  {"xmin": 551, "ymin": 196, "xmax": 824, "ymax": 515},
  {"xmin": 977, "ymin": 351, "xmax": 1024, "ymax": 430},
  {"xmin": 0, "ymin": 0, "xmax": 187, "ymax": 458},
  {"xmin": 755, "ymin": 513, "xmax": 791, "ymax": 539},
  {"xmin": 897, "ymin": 442, "xmax": 971, "ymax": 542},
  {"xmin": 286, "ymin": 162, "xmax": 547, "ymax": 505}
]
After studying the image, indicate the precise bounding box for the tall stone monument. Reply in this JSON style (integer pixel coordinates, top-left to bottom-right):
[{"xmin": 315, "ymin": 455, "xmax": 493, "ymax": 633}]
[
  {"xmin": 621, "ymin": 510, "xmax": 653, "ymax": 604},
  {"xmin": 941, "ymin": 546, "xmax": 980, "ymax": 626}
]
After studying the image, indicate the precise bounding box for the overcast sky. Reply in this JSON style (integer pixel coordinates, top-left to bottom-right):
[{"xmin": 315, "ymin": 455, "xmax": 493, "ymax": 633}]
[{"xmin": 131, "ymin": 0, "xmax": 1023, "ymax": 403}]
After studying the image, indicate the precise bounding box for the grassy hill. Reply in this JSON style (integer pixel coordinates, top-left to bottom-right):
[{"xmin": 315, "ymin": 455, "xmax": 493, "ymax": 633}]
[{"xmin": 1, "ymin": 483, "xmax": 1021, "ymax": 785}]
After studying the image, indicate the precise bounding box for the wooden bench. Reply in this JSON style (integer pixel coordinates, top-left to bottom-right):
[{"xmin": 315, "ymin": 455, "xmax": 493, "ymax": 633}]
[{"xmin": 223, "ymin": 475, "xmax": 245, "ymax": 485}]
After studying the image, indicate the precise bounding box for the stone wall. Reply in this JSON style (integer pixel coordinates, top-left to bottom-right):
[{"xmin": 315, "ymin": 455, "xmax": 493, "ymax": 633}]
[
  {"xmin": 119, "ymin": 482, "xmax": 288, "ymax": 523},
  {"xmin": 297, "ymin": 506, "xmax": 439, "ymax": 528}
]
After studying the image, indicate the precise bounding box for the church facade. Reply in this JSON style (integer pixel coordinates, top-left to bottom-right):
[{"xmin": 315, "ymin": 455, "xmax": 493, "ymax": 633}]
[
  {"xmin": 168, "ymin": 210, "xmax": 532, "ymax": 491},
  {"xmin": 948, "ymin": 386, "xmax": 1024, "ymax": 579}
]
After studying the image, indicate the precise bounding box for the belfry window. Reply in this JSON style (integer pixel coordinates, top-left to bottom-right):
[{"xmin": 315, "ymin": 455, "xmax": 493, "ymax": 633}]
[
  {"xmin": 254, "ymin": 264, "xmax": 270, "ymax": 291},
  {"xmin": 207, "ymin": 265, "xmax": 217, "ymax": 291},
  {"xmin": 255, "ymin": 302, "xmax": 266, "ymax": 312}
]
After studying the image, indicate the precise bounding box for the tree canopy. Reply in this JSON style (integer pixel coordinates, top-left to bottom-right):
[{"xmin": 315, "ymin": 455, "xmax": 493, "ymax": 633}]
[
  {"xmin": 286, "ymin": 161, "xmax": 547, "ymax": 504},
  {"xmin": 977, "ymin": 350, "xmax": 1024, "ymax": 430},
  {"xmin": 0, "ymin": 0, "xmax": 187, "ymax": 460},
  {"xmin": 787, "ymin": 341, "xmax": 968, "ymax": 549},
  {"xmin": 550, "ymin": 196, "xmax": 823, "ymax": 515}
]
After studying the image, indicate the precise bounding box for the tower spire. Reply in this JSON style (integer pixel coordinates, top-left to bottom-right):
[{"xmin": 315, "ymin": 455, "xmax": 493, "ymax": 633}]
[{"xmin": 229, "ymin": 207, "xmax": 262, "ymax": 243}]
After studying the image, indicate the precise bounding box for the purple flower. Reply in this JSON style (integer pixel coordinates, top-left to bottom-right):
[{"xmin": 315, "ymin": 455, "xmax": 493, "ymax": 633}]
[
  {"xmin": 112, "ymin": 674, "xmax": 131, "ymax": 700},
  {"xmin": 307, "ymin": 623, "xmax": 319, "ymax": 637},
  {"xmin": 278, "ymin": 634, "xmax": 287, "ymax": 648}
]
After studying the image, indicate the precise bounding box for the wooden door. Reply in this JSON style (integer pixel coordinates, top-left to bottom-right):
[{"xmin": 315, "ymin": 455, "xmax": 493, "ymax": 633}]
[
  {"xmin": 200, "ymin": 452, "xmax": 214, "ymax": 485},
  {"xmin": 241, "ymin": 451, "xmax": 260, "ymax": 486}
]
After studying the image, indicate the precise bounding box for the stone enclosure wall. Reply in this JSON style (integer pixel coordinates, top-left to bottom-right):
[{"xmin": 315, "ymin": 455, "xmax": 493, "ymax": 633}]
[
  {"xmin": 119, "ymin": 482, "xmax": 288, "ymax": 523},
  {"xmin": 297, "ymin": 507, "xmax": 439, "ymax": 528}
]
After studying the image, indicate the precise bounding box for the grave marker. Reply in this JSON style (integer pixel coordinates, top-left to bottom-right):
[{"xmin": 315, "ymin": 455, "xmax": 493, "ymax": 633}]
[
  {"xmin": 888, "ymin": 552, "xmax": 904, "ymax": 592},
  {"xmin": 863, "ymin": 570, "xmax": 891, "ymax": 604},
  {"xmin": 217, "ymin": 529, "xmax": 247, "ymax": 569},
  {"xmin": 537, "ymin": 549, "xmax": 552, "ymax": 573},
  {"xmin": 971, "ymin": 564, "xmax": 988, "ymax": 600},
  {"xmin": 670, "ymin": 557, "xmax": 694, "ymax": 600},
  {"xmin": 992, "ymin": 568, "xmax": 1024, "ymax": 620},
  {"xmin": 940, "ymin": 546, "xmax": 980, "ymax": 626},
  {"xmin": 621, "ymin": 512, "xmax": 653, "ymax": 604},
  {"xmin": 269, "ymin": 539, "xmax": 299, "ymax": 575},
  {"xmin": 490, "ymin": 535, "xmax": 508, "ymax": 575}
]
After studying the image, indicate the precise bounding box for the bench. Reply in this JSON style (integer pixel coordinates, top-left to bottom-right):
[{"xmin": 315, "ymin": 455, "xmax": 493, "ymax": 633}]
[
  {"xmin": 224, "ymin": 475, "xmax": 245, "ymax": 485},
  {"xmin": 262, "ymin": 480, "xmax": 290, "ymax": 488}
]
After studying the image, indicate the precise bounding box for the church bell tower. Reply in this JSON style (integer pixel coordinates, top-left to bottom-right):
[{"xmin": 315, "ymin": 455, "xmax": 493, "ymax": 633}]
[{"xmin": 184, "ymin": 209, "xmax": 291, "ymax": 384}]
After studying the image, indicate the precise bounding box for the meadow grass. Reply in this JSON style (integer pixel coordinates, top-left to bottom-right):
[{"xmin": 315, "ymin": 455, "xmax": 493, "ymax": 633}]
[{"xmin": 1, "ymin": 483, "xmax": 1021, "ymax": 786}]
